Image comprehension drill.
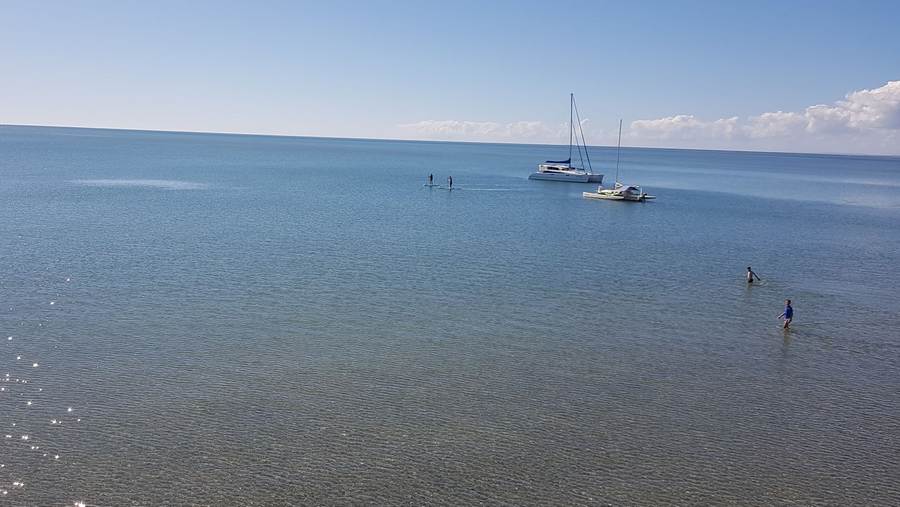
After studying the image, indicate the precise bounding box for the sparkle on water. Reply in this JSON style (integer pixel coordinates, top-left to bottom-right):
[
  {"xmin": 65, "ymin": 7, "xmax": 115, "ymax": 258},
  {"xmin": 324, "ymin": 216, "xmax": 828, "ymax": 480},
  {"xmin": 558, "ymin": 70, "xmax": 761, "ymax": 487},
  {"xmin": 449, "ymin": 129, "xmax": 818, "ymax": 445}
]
[{"xmin": 2, "ymin": 270, "xmax": 81, "ymax": 503}]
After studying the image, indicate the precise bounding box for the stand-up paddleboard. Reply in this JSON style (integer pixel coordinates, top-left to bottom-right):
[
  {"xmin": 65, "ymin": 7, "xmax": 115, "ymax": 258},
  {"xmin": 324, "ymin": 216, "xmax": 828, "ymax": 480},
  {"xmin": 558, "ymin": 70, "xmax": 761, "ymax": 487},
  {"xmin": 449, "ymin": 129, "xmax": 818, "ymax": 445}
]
[{"xmin": 423, "ymin": 183, "xmax": 439, "ymax": 187}]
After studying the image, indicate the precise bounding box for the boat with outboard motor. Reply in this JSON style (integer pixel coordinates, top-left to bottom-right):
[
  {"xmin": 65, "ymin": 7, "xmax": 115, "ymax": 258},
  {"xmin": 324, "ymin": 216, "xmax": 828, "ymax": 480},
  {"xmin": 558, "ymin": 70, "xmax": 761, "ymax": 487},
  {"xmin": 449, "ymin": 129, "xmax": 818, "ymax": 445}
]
[
  {"xmin": 582, "ymin": 119, "xmax": 655, "ymax": 202},
  {"xmin": 583, "ymin": 182, "xmax": 655, "ymax": 201},
  {"xmin": 529, "ymin": 93, "xmax": 603, "ymax": 183}
]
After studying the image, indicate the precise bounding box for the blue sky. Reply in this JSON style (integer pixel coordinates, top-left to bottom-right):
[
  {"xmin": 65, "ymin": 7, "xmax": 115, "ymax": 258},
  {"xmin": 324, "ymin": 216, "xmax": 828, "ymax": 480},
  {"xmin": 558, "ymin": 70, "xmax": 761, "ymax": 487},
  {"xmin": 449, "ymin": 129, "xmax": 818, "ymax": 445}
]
[{"xmin": 2, "ymin": 0, "xmax": 899, "ymax": 154}]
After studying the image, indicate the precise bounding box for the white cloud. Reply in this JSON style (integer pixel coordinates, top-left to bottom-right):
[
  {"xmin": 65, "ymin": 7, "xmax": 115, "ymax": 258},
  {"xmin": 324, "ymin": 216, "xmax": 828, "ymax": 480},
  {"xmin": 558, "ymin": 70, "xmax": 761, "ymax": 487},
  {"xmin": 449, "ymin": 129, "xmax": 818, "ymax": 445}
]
[
  {"xmin": 838, "ymin": 80, "xmax": 900, "ymax": 129},
  {"xmin": 398, "ymin": 119, "xmax": 566, "ymax": 142},
  {"xmin": 804, "ymin": 104, "xmax": 852, "ymax": 134},
  {"xmin": 629, "ymin": 80, "xmax": 900, "ymax": 154},
  {"xmin": 399, "ymin": 81, "xmax": 900, "ymax": 155},
  {"xmin": 744, "ymin": 111, "xmax": 806, "ymax": 138},
  {"xmin": 630, "ymin": 115, "xmax": 740, "ymax": 141}
]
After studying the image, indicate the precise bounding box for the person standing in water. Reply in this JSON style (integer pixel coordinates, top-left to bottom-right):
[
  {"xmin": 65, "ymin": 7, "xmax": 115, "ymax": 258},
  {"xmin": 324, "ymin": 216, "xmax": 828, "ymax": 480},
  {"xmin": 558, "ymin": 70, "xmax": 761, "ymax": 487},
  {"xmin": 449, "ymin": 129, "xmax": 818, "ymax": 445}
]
[
  {"xmin": 448, "ymin": 175, "xmax": 453, "ymax": 189},
  {"xmin": 747, "ymin": 266, "xmax": 761, "ymax": 284},
  {"xmin": 778, "ymin": 299, "xmax": 793, "ymax": 329}
]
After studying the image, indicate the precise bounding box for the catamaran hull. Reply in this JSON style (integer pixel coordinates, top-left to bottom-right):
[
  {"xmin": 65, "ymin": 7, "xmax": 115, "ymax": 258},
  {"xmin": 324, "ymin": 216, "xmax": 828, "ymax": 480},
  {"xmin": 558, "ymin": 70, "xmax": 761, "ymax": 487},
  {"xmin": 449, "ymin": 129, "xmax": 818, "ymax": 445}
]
[
  {"xmin": 582, "ymin": 191, "xmax": 655, "ymax": 201},
  {"xmin": 529, "ymin": 172, "xmax": 603, "ymax": 183},
  {"xmin": 583, "ymin": 192, "xmax": 625, "ymax": 200}
]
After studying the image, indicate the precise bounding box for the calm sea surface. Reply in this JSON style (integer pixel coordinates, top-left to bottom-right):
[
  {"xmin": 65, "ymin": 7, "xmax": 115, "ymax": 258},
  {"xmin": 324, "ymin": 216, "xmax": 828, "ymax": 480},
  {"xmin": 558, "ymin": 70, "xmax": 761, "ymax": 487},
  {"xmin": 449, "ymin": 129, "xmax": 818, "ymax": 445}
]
[{"xmin": 1, "ymin": 125, "xmax": 899, "ymax": 506}]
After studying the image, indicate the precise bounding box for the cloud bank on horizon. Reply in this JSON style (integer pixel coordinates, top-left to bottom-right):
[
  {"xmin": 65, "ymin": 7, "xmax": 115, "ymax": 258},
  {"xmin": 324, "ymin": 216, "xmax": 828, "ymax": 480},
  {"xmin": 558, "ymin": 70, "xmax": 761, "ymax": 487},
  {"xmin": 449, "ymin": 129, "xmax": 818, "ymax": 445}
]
[{"xmin": 400, "ymin": 81, "xmax": 900, "ymax": 155}]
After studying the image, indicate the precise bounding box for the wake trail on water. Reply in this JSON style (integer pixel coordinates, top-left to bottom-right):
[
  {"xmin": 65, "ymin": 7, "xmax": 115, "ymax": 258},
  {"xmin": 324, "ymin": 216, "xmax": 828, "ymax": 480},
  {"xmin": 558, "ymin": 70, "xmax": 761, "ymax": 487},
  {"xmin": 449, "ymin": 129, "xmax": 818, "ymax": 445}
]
[{"xmin": 71, "ymin": 179, "xmax": 208, "ymax": 190}]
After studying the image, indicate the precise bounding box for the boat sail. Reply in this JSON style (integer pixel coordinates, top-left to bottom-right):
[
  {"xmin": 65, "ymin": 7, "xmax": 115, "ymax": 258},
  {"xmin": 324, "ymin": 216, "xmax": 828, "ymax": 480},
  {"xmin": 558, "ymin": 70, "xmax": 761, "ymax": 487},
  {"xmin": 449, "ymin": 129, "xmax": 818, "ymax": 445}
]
[{"xmin": 529, "ymin": 94, "xmax": 603, "ymax": 183}]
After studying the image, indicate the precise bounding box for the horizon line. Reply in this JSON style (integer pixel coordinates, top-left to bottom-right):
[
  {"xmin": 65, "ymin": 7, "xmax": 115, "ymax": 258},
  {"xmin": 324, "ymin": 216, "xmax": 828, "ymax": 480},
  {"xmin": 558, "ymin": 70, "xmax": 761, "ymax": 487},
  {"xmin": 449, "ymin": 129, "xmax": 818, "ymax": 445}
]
[{"xmin": 2, "ymin": 122, "xmax": 898, "ymax": 160}]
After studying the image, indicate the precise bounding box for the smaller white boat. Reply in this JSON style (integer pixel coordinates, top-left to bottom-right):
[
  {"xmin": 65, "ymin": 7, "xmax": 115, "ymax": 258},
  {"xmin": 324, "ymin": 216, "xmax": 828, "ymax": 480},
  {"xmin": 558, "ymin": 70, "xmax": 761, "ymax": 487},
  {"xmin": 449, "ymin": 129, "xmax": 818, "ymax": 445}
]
[
  {"xmin": 583, "ymin": 182, "xmax": 655, "ymax": 201},
  {"xmin": 583, "ymin": 120, "xmax": 655, "ymax": 202}
]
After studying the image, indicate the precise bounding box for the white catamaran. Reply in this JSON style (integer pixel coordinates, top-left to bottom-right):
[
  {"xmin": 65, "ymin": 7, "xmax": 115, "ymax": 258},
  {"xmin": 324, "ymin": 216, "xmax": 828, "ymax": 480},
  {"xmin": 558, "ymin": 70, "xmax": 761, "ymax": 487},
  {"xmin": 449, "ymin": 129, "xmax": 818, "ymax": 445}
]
[
  {"xmin": 529, "ymin": 94, "xmax": 603, "ymax": 183},
  {"xmin": 583, "ymin": 119, "xmax": 655, "ymax": 201}
]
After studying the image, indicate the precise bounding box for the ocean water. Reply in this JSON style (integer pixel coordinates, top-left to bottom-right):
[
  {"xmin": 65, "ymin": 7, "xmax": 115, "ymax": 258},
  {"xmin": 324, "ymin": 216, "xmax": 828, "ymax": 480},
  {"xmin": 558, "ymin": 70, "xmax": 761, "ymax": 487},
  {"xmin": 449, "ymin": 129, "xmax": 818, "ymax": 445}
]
[{"xmin": 1, "ymin": 125, "xmax": 899, "ymax": 506}]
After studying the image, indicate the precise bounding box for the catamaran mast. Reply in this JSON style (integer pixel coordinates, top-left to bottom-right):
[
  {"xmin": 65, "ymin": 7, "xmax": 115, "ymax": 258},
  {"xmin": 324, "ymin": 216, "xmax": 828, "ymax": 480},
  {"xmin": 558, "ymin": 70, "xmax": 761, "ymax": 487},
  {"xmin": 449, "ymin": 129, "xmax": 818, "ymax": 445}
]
[
  {"xmin": 568, "ymin": 93, "xmax": 574, "ymax": 164},
  {"xmin": 615, "ymin": 119, "xmax": 622, "ymax": 184}
]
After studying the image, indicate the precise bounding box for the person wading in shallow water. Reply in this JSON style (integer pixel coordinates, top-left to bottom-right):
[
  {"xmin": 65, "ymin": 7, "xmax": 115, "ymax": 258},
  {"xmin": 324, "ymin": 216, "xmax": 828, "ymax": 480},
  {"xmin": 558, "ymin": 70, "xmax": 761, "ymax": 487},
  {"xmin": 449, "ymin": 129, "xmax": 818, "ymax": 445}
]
[
  {"xmin": 448, "ymin": 175, "xmax": 453, "ymax": 189},
  {"xmin": 778, "ymin": 299, "xmax": 794, "ymax": 329},
  {"xmin": 747, "ymin": 266, "xmax": 761, "ymax": 284}
]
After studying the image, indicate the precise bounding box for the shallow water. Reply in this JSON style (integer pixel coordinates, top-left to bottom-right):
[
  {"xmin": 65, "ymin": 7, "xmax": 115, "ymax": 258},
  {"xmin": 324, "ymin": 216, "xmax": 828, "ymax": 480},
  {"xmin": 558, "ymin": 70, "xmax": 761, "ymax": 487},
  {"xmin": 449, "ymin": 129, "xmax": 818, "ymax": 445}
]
[{"xmin": 1, "ymin": 125, "xmax": 899, "ymax": 505}]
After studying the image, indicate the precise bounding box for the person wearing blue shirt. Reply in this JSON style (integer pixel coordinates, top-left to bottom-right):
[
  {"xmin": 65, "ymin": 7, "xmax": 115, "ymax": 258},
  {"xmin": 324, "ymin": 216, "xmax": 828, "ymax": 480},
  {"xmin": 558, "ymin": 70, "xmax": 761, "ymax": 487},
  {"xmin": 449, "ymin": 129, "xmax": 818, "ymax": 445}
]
[{"xmin": 778, "ymin": 299, "xmax": 794, "ymax": 329}]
